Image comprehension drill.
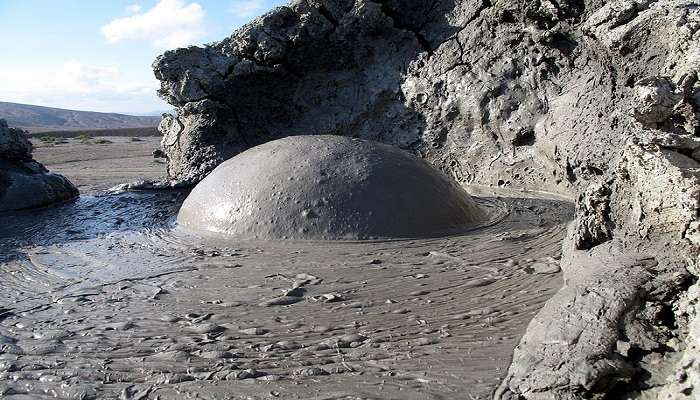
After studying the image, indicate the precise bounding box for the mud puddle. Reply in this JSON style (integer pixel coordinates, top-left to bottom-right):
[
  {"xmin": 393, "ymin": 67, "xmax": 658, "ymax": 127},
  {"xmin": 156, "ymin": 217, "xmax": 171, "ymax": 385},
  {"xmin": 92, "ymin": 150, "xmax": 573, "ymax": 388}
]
[{"xmin": 0, "ymin": 191, "xmax": 572, "ymax": 399}]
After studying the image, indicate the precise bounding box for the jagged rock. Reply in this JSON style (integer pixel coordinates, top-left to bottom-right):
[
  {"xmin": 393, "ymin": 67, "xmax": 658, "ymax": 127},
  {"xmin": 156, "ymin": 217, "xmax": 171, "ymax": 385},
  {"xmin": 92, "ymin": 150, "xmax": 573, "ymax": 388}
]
[
  {"xmin": 574, "ymin": 181, "xmax": 613, "ymax": 250},
  {"xmin": 632, "ymin": 75, "xmax": 700, "ymax": 136},
  {"xmin": 494, "ymin": 239, "xmax": 650, "ymax": 399},
  {"xmin": 0, "ymin": 119, "xmax": 78, "ymax": 211},
  {"xmin": 632, "ymin": 77, "xmax": 685, "ymax": 126},
  {"xmin": 153, "ymin": 0, "xmax": 700, "ymax": 398},
  {"xmin": 0, "ymin": 120, "xmax": 33, "ymax": 160},
  {"xmin": 497, "ymin": 140, "xmax": 699, "ymax": 399}
]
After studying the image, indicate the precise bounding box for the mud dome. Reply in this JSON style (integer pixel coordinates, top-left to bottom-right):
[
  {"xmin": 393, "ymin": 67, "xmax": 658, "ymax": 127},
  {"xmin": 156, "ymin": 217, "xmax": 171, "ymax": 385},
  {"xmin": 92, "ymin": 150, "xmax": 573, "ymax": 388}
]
[{"xmin": 178, "ymin": 135, "xmax": 485, "ymax": 240}]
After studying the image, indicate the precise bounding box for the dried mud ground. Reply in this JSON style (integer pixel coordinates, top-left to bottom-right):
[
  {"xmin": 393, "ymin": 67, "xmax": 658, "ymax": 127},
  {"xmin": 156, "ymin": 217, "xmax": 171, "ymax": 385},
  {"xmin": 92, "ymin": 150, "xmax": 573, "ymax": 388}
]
[
  {"xmin": 0, "ymin": 138, "xmax": 573, "ymax": 399},
  {"xmin": 31, "ymin": 136, "xmax": 166, "ymax": 194}
]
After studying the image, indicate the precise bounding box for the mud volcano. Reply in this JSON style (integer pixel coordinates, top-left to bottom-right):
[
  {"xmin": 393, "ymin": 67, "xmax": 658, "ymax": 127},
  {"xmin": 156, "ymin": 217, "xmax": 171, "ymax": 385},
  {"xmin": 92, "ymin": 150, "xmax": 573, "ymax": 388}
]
[{"xmin": 177, "ymin": 135, "xmax": 484, "ymax": 240}]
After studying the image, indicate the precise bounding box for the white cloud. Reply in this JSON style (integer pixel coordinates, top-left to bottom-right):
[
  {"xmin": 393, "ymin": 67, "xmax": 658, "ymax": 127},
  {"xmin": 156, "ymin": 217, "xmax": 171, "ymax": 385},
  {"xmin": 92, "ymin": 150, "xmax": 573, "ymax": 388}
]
[
  {"xmin": 0, "ymin": 60, "xmax": 163, "ymax": 113},
  {"xmin": 229, "ymin": 0, "xmax": 266, "ymax": 18},
  {"xmin": 126, "ymin": 4, "xmax": 142, "ymax": 14},
  {"xmin": 0, "ymin": 60, "xmax": 157, "ymax": 95},
  {"xmin": 102, "ymin": 0, "xmax": 206, "ymax": 49}
]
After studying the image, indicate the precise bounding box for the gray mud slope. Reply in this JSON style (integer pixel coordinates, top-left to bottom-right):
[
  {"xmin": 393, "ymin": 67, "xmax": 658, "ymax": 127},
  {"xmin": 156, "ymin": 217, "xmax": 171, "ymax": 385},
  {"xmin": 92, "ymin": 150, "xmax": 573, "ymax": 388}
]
[{"xmin": 154, "ymin": 0, "xmax": 700, "ymax": 398}]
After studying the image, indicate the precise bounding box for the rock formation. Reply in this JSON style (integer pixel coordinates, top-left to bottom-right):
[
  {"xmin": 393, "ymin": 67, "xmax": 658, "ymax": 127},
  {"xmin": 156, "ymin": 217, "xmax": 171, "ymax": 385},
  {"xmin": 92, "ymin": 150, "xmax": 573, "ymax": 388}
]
[
  {"xmin": 0, "ymin": 119, "xmax": 78, "ymax": 211},
  {"xmin": 153, "ymin": 0, "xmax": 699, "ymax": 397},
  {"xmin": 178, "ymin": 135, "xmax": 485, "ymax": 240}
]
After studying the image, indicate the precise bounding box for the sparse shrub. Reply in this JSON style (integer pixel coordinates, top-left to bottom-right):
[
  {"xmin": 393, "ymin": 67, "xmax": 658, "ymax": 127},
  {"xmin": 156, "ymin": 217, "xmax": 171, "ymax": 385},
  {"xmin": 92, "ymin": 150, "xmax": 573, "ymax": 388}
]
[
  {"xmin": 130, "ymin": 137, "xmax": 143, "ymax": 142},
  {"xmin": 38, "ymin": 136, "xmax": 67, "ymax": 145},
  {"xmin": 93, "ymin": 138, "xmax": 113, "ymax": 144},
  {"xmin": 76, "ymin": 134, "xmax": 93, "ymax": 144},
  {"xmin": 39, "ymin": 136, "xmax": 57, "ymax": 144}
]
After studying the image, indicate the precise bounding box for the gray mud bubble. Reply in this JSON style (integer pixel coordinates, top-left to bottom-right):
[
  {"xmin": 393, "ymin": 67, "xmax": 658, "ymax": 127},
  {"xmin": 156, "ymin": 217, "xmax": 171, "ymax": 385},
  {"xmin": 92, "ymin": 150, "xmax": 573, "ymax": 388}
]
[{"xmin": 177, "ymin": 135, "xmax": 485, "ymax": 240}]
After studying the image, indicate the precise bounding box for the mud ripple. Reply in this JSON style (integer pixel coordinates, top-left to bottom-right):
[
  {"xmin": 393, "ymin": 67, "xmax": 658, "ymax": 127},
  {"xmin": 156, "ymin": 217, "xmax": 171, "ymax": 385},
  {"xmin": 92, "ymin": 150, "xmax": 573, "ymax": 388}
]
[{"xmin": 0, "ymin": 191, "xmax": 572, "ymax": 399}]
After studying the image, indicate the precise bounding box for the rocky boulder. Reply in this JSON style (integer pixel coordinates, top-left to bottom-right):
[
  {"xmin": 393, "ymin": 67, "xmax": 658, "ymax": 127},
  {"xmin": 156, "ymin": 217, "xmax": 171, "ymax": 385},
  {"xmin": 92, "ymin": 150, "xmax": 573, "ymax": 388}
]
[{"xmin": 0, "ymin": 119, "xmax": 78, "ymax": 211}]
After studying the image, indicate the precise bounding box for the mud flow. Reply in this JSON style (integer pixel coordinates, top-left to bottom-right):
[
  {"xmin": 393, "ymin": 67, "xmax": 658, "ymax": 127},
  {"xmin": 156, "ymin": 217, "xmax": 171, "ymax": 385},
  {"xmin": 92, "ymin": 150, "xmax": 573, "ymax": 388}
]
[{"xmin": 0, "ymin": 191, "xmax": 571, "ymax": 399}]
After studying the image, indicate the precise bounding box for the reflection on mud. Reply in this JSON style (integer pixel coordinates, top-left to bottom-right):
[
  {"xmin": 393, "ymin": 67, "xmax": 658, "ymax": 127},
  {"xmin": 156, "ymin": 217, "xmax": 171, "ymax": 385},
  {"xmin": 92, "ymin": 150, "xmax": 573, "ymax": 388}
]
[{"xmin": 0, "ymin": 191, "xmax": 572, "ymax": 399}]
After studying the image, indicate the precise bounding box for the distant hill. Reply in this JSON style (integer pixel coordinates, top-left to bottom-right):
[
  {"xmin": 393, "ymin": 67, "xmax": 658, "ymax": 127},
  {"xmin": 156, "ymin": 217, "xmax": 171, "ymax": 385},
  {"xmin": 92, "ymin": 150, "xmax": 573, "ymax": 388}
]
[{"xmin": 0, "ymin": 102, "xmax": 163, "ymax": 133}]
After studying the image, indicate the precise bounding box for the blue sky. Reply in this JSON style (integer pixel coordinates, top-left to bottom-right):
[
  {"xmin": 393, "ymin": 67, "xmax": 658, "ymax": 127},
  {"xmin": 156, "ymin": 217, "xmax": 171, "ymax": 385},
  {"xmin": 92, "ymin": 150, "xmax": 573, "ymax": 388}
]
[{"xmin": 0, "ymin": 0, "xmax": 286, "ymax": 114}]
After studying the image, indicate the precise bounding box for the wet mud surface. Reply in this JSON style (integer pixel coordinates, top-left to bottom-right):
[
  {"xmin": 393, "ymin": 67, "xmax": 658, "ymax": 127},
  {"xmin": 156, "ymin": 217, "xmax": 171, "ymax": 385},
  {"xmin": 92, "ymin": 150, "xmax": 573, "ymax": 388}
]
[{"xmin": 0, "ymin": 190, "xmax": 572, "ymax": 399}]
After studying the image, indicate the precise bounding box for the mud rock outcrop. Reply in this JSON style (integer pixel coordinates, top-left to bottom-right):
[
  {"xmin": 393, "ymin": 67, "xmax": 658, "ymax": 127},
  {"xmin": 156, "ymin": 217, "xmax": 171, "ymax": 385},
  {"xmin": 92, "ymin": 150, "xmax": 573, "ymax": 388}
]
[
  {"xmin": 497, "ymin": 139, "xmax": 699, "ymax": 399},
  {"xmin": 154, "ymin": 0, "xmax": 699, "ymax": 397},
  {"xmin": 0, "ymin": 119, "xmax": 78, "ymax": 211},
  {"xmin": 178, "ymin": 135, "xmax": 484, "ymax": 240}
]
